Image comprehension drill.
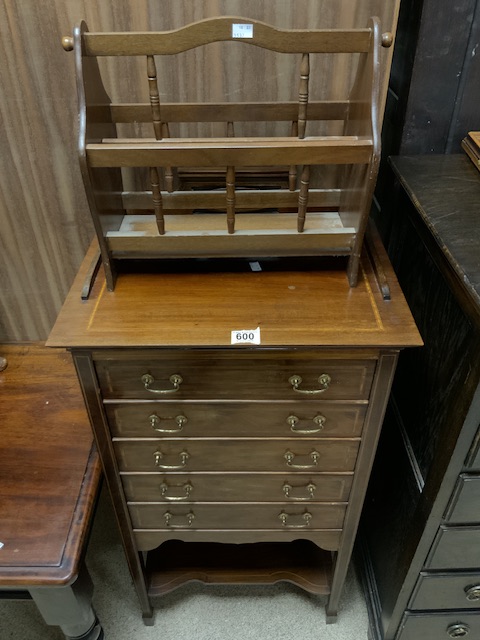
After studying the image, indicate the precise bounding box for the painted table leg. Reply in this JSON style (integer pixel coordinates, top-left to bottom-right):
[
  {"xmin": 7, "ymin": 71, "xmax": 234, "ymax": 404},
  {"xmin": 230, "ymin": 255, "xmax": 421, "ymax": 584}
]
[{"xmin": 29, "ymin": 566, "xmax": 103, "ymax": 639}]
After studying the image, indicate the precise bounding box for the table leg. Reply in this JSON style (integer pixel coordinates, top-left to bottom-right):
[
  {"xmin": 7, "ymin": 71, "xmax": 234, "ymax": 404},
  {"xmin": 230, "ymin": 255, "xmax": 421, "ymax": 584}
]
[{"xmin": 29, "ymin": 565, "xmax": 103, "ymax": 639}]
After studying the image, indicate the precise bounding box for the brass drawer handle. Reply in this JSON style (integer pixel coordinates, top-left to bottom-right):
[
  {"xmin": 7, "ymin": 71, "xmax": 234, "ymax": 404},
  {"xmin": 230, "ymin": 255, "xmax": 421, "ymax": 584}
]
[
  {"xmin": 150, "ymin": 414, "xmax": 187, "ymax": 433},
  {"xmin": 284, "ymin": 450, "xmax": 320, "ymax": 469},
  {"xmin": 288, "ymin": 374, "xmax": 331, "ymax": 395},
  {"xmin": 141, "ymin": 373, "xmax": 183, "ymax": 394},
  {"xmin": 287, "ymin": 414, "xmax": 326, "ymax": 433},
  {"xmin": 279, "ymin": 511, "xmax": 312, "ymax": 528},
  {"xmin": 465, "ymin": 585, "xmax": 480, "ymax": 602},
  {"xmin": 160, "ymin": 481, "xmax": 193, "ymax": 501},
  {"xmin": 164, "ymin": 511, "xmax": 195, "ymax": 528},
  {"xmin": 283, "ymin": 481, "xmax": 316, "ymax": 501},
  {"xmin": 153, "ymin": 449, "xmax": 189, "ymax": 470},
  {"xmin": 447, "ymin": 624, "xmax": 470, "ymax": 638}
]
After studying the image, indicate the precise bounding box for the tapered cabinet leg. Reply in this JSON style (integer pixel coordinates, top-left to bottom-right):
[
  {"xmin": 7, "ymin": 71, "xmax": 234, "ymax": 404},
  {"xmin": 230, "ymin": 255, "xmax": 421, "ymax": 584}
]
[
  {"xmin": 142, "ymin": 611, "xmax": 155, "ymax": 626},
  {"xmin": 326, "ymin": 610, "xmax": 338, "ymax": 624}
]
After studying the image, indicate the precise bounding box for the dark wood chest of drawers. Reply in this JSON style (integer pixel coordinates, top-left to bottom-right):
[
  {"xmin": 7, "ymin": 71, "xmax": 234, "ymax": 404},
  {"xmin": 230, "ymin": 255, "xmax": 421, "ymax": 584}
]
[
  {"xmin": 48, "ymin": 240, "xmax": 420, "ymax": 625},
  {"xmin": 360, "ymin": 156, "xmax": 480, "ymax": 640}
]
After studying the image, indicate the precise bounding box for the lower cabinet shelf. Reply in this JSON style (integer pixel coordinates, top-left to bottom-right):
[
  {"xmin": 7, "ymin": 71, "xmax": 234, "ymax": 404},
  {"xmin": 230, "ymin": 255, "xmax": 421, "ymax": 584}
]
[{"xmin": 146, "ymin": 540, "xmax": 333, "ymax": 598}]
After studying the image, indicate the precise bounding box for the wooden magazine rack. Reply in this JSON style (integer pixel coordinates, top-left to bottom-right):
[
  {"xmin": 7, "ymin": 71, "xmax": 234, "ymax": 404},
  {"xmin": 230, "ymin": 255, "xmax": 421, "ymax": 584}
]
[{"xmin": 63, "ymin": 17, "xmax": 392, "ymax": 291}]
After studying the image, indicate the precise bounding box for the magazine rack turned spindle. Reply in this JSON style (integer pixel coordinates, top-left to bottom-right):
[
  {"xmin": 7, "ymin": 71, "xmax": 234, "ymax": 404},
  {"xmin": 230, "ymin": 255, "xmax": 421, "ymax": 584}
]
[{"xmin": 62, "ymin": 17, "xmax": 392, "ymax": 291}]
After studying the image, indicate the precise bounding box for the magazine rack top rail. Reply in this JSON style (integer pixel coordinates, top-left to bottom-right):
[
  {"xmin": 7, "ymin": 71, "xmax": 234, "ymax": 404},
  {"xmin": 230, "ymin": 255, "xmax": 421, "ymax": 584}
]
[{"xmin": 62, "ymin": 16, "xmax": 392, "ymax": 290}]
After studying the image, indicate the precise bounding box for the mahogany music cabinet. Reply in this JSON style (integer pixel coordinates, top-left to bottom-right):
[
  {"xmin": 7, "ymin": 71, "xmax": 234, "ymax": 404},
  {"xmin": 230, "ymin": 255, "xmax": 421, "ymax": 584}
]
[{"xmin": 47, "ymin": 234, "xmax": 421, "ymax": 625}]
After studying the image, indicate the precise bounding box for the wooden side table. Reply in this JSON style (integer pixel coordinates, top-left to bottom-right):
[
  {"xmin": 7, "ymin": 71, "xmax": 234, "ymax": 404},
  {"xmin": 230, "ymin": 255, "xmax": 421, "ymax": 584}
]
[{"xmin": 0, "ymin": 344, "xmax": 103, "ymax": 640}]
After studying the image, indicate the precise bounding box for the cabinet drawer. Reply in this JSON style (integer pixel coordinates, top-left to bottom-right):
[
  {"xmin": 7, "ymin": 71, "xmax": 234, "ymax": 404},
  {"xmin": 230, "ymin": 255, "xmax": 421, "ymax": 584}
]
[
  {"xmin": 426, "ymin": 526, "xmax": 480, "ymax": 570},
  {"xmin": 113, "ymin": 439, "xmax": 360, "ymax": 473},
  {"xmin": 121, "ymin": 472, "xmax": 354, "ymax": 503},
  {"xmin": 95, "ymin": 353, "xmax": 375, "ymax": 400},
  {"xmin": 397, "ymin": 611, "xmax": 480, "ymax": 640},
  {"xmin": 445, "ymin": 474, "xmax": 480, "ymax": 523},
  {"xmin": 128, "ymin": 503, "xmax": 347, "ymax": 531},
  {"xmin": 410, "ymin": 572, "xmax": 480, "ymax": 610},
  {"xmin": 106, "ymin": 402, "xmax": 367, "ymax": 438}
]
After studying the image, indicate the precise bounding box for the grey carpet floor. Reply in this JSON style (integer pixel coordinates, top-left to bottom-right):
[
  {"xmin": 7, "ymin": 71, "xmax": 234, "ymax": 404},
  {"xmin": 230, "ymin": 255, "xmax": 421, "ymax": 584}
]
[{"xmin": 0, "ymin": 488, "xmax": 370, "ymax": 639}]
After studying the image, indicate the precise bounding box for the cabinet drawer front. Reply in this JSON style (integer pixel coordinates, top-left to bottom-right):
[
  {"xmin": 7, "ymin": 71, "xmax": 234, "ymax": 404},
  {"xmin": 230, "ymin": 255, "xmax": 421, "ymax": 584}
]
[
  {"xmin": 128, "ymin": 503, "xmax": 347, "ymax": 531},
  {"xmin": 445, "ymin": 474, "xmax": 480, "ymax": 523},
  {"xmin": 95, "ymin": 355, "xmax": 375, "ymax": 400},
  {"xmin": 121, "ymin": 472, "xmax": 354, "ymax": 503},
  {"xmin": 106, "ymin": 402, "xmax": 367, "ymax": 438},
  {"xmin": 397, "ymin": 611, "xmax": 480, "ymax": 640},
  {"xmin": 426, "ymin": 526, "xmax": 480, "ymax": 570},
  {"xmin": 113, "ymin": 439, "xmax": 360, "ymax": 473},
  {"xmin": 410, "ymin": 572, "xmax": 480, "ymax": 610}
]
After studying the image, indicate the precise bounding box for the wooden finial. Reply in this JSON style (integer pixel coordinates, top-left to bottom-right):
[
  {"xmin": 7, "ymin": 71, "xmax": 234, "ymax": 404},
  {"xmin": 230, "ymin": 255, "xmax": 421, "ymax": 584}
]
[
  {"xmin": 382, "ymin": 32, "xmax": 393, "ymax": 48},
  {"xmin": 62, "ymin": 36, "xmax": 74, "ymax": 51}
]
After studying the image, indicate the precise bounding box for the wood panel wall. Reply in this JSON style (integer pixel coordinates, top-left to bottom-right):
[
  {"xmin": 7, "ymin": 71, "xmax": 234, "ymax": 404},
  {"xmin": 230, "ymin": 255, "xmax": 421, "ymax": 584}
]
[
  {"xmin": 0, "ymin": 0, "xmax": 399, "ymax": 341},
  {"xmin": 401, "ymin": 0, "xmax": 480, "ymax": 153}
]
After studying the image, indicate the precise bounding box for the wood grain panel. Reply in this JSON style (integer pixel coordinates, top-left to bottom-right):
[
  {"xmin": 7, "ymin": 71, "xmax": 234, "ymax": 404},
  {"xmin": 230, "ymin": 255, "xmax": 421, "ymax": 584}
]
[
  {"xmin": 94, "ymin": 354, "xmax": 375, "ymax": 400},
  {"xmin": 106, "ymin": 401, "xmax": 367, "ymax": 438},
  {"xmin": 0, "ymin": 1, "xmax": 399, "ymax": 340},
  {"xmin": 47, "ymin": 239, "xmax": 422, "ymax": 350},
  {"xmin": 134, "ymin": 528, "xmax": 343, "ymax": 551},
  {"xmin": 0, "ymin": 343, "xmax": 100, "ymax": 580},
  {"xmin": 113, "ymin": 438, "xmax": 360, "ymax": 472},
  {"xmin": 120, "ymin": 472, "xmax": 354, "ymax": 502},
  {"xmin": 127, "ymin": 502, "xmax": 347, "ymax": 530}
]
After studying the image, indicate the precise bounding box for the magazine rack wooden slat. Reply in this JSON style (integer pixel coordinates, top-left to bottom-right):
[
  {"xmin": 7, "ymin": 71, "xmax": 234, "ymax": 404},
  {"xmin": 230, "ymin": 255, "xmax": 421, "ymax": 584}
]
[{"xmin": 63, "ymin": 17, "xmax": 392, "ymax": 290}]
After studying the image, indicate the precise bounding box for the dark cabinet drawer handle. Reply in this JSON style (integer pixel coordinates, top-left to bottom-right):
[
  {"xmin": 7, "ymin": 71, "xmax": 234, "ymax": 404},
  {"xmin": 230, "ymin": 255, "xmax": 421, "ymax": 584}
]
[
  {"xmin": 284, "ymin": 449, "xmax": 320, "ymax": 469},
  {"xmin": 160, "ymin": 481, "xmax": 193, "ymax": 501},
  {"xmin": 465, "ymin": 585, "xmax": 480, "ymax": 602},
  {"xmin": 447, "ymin": 624, "xmax": 470, "ymax": 638},
  {"xmin": 150, "ymin": 414, "xmax": 187, "ymax": 433},
  {"xmin": 288, "ymin": 374, "xmax": 331, "ymax": 395},
  {"xmin": 141, "ymin": 373, "xmax": 183, "ymax": 394},
  {"xmin": 279, "ymin": 511, "xmax": 312, "ymax": 528},
  {"xmin": 283, "ymin": 481, "xmax": 316, "ymax": 500},
  {"xmin": 287, "ymin": 414, "xmax": 326, "ymax": 433},
  {"xmin": 164, "ymin": 511, "xmax": 195, "ymax": 528},
  {"xmin": 154, "ymin": 449, "xmax": 189, "ymax": 470}
]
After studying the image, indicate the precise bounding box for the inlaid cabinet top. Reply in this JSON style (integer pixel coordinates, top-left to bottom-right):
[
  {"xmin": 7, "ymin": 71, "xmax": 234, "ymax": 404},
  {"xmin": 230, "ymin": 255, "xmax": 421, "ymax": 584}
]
[{"xmin": 48, "ymin": 240, "xmax": 421, "ymax": 349}]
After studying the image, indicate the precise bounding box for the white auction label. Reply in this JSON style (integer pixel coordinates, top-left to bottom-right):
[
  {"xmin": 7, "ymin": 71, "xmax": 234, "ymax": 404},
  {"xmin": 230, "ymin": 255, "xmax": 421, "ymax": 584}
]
[
  {"xmin": 232, "ymin": 23, "xmax": 253, "ymax": 38},
  {"xmin": 231, "ymin": 326, "xmax": 261, "ymax": 345}
]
